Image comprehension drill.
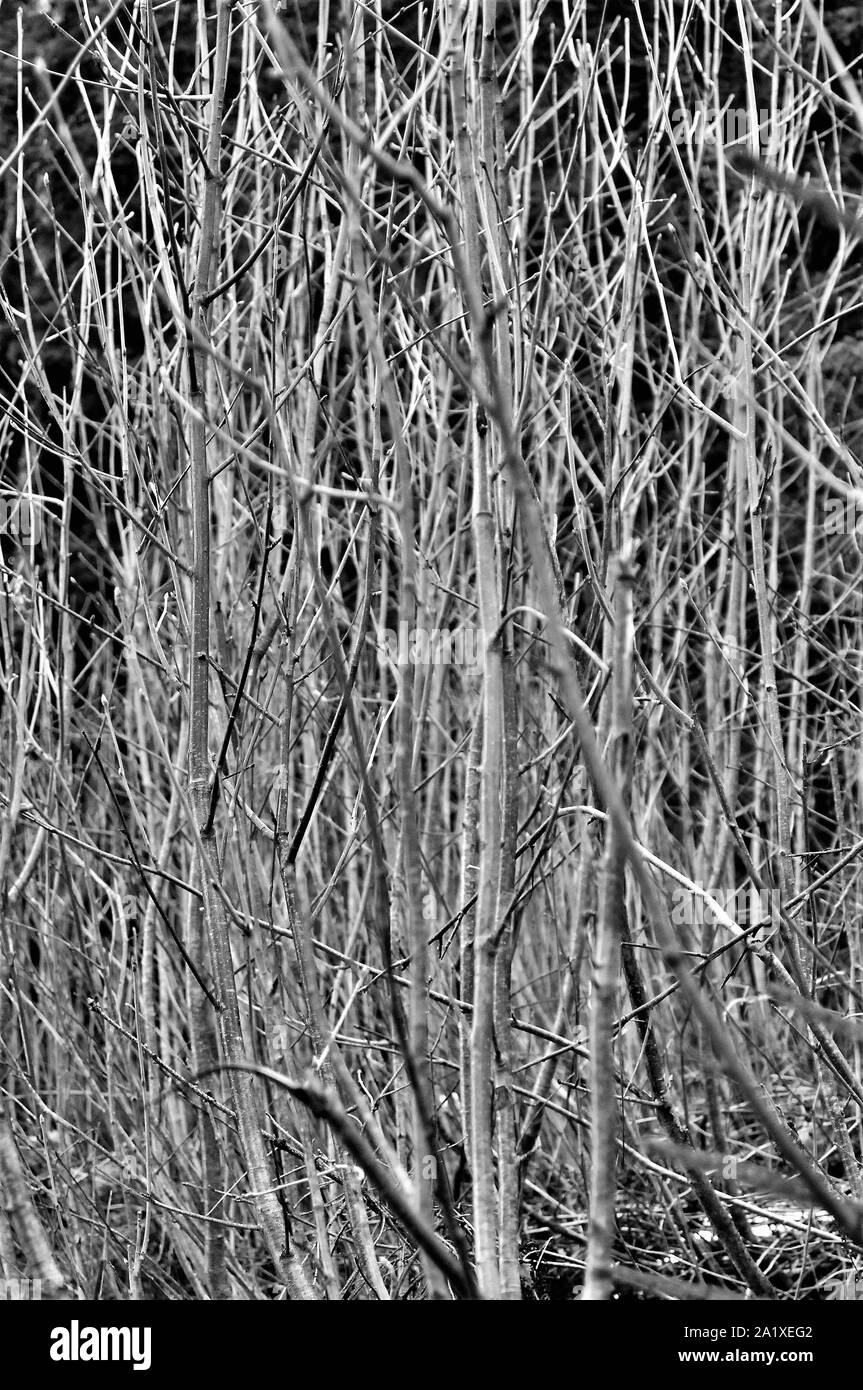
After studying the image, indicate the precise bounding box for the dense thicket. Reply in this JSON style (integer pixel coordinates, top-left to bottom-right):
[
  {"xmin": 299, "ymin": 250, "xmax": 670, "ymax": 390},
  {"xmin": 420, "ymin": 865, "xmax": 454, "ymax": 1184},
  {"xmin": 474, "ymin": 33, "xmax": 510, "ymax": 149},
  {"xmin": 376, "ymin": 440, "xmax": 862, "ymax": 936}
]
[{"xmin": 2, "ymin": 0, "xmax": 863, "ymax": 1302}]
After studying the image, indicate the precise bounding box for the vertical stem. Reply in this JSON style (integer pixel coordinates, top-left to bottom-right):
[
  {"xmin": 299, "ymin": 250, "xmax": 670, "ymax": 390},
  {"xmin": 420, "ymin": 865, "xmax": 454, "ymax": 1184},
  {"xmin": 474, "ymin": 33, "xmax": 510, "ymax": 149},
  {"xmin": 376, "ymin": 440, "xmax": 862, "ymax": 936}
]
[
  {"xmin": 0, "ymin": 1113, "xmax": 65, "ymax": 1298},
  {"xmin": 459, "ymin": 711, "xmax": 483, "ymax": 1160},
  {"xmin": 446, "ymin": 0, "xmax": 505, "ymax": 1298},
  {"xmin": 184, "ymin": 0, "xmax": 316, "ymax": 1300},
  {"xmin": 493, "ymin": 642, "xmax": 520, "ymax": 1298},
  {"xmin": 185, "ymin": 890, "xmax": 229, "ymax": 1299},
  {"xmin": 583, "ymin": 553, "xmax": 635, "ymax": 1300}
]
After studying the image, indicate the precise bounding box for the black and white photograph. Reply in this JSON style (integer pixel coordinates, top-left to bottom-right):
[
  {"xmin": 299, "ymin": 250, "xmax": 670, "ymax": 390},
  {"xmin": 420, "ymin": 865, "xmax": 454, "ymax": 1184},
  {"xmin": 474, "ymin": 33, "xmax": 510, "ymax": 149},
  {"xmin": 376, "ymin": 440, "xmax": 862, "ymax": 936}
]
[{"xmin": 0, "ymin": 0, "xmax": 862, "ymax": 1361}]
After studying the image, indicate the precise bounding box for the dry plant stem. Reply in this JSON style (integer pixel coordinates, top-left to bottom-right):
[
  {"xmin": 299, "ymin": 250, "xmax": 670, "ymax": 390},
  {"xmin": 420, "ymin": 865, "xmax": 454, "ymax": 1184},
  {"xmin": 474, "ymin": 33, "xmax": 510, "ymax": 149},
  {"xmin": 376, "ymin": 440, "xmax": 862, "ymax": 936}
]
[
  {"xmin": 332, "ymin": 131, "xmax": 446, "ymax": 1295},
  {"xmin": 736, "ymin": 174, "xmax": 795, "ymax": 931},
  {"xmin": 480, "ymin": 0, "xmax": 519, "ymax": 1301},
  {"xmin": 517, "ymin": 784, "xmax": 591, "ymax": 1172},
  {"xmin": 583, "ymin": 554, "xmax": 635, "ymax": 1301},
  {"xmin": 828, "ymin": 1097, "xmax": 863, "ymax": 1201},
  {"xmin": 470, "ymin": 446, "xmax": 505, "ymax": 1300},
  {"xmin": 0, "ymin": 1114, "xmax": 65, "ymax": 1297},
  {"xmin": 391, "ymin": 348, "xmax": 444, "ymax": 1298},
  {"xmin": 185, "ymin": 889, "xmax": 229, "ymax": 1299},
  {"xmin": 299, "ymin": 1111, "xmax": 340, "ymax": 1302},
  {"xmin": 183, "ymin": 0, "xmax": 315, "ymax": 1300},
  {"xmin": 493, "ymin": 643, "xmax": 520, "ymax": 1298},
  {"xmin": 445, "ymin": 0, "xmax": 505, "ymax": 1299},
  {"xmin": 459, "ymin": 712, "xmax": 483, "ymax": 1158}
]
